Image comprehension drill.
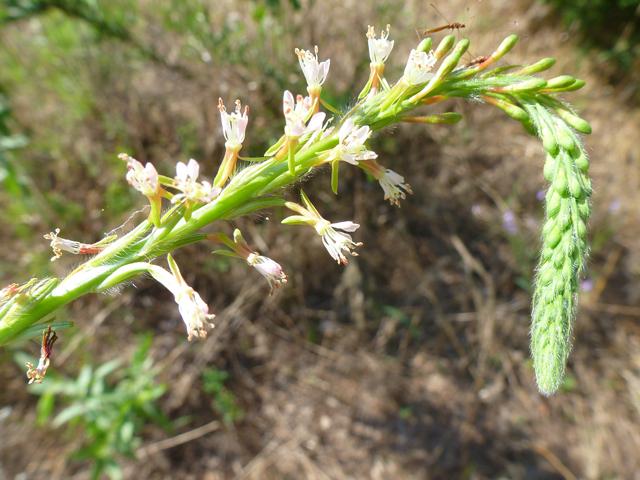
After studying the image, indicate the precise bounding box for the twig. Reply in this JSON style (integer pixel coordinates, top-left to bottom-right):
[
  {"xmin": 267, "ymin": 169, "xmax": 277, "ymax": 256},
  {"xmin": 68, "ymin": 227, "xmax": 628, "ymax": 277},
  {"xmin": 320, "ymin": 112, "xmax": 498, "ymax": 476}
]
[
  {"xmin": 136, "ymin": 420, "xmax": 221, "ymax": 458},
  {"xmin": 532, "ymin": 443, "xmax": 578, "ymax": 480}
]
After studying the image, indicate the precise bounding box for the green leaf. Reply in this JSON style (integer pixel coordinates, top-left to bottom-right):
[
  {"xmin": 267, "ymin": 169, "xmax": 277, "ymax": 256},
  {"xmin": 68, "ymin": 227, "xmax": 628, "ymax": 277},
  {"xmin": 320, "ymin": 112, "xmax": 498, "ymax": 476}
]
[{"xmin": 3, "ymin": 320, "xmax": 73, "ymax": 345}]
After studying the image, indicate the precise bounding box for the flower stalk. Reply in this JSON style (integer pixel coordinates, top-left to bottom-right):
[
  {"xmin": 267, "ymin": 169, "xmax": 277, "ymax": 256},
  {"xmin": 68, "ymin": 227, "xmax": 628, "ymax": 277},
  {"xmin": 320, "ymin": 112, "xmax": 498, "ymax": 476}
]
[{"xmin": 0, "ymin": 27, "xmax": 592, "ymax": 395}]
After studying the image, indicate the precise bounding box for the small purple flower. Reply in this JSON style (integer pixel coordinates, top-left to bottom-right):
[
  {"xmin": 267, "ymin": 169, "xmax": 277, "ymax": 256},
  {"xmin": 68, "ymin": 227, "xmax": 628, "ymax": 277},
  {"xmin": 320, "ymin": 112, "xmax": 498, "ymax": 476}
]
[
  {"xmin": 502, "ymin": 210, "xmax": 518, "ymax": 234},
  {"xmin": 580, "ymin": 279, "xmax": 594, "ymax": 292}
]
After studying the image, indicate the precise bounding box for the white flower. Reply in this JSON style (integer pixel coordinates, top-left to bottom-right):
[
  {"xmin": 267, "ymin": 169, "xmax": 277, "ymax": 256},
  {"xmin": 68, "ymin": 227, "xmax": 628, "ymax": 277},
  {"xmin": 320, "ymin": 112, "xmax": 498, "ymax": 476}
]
[
  {"xmin": 332, "ymin": 118, "xmax": 377, "ymax": 165},
  {"xmin": 295, "ymin": 46, "xmax": 330, "ymax": 88},
  {"xmin": 367, "ymin": 24, "xmax": 394, "ymax": 64},
  {"xmin": 284, "ymin": 191, "xmax": 362, "ymax": 265},
  {"xmin": 149, "ymin": 255, "xmax": 215, "ymax": 341},
  {"xmin": 315, "ymin": 220, "xmax": 362, "ymax": 265},
  {"xmin": 211, "ymin": 229, "xmax": 288, "ymax": 296},
  {"xmin": 172, "ymin": 159, "xmax": 220, "ymax": 205},
  {"xmin": 120, "ymin": 154, "xmax": 160, "ymax": 196},
  {"xmin": 219, "ymin": 98, "xmax": 249, "ymax": 148},
  {"xmin": 377, "ymin": 169, "xmax": 412, "ymax": 205},
  {"xmin": 282, "ymin": 90, "xmax": 324, "ymax": 138},
  {"xmin": 246, "ymin": 253, "xmax": 288, "ymax": 296},
  {"xmin": 403, "ymin": 49, "xmax": 437, "ymax": 85}
]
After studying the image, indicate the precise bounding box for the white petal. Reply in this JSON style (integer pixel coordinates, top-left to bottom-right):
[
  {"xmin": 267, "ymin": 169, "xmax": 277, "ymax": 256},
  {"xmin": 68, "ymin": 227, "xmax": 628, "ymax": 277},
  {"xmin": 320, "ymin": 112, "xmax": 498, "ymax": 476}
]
[{"xmin": 330, "ymin": 221, "xmax": 360, "ymax": 232}]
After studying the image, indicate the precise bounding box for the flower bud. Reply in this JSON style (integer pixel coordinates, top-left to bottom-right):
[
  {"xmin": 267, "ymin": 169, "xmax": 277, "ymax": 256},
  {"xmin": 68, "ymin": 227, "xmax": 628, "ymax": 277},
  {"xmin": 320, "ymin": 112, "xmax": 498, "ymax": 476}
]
[
  {"xmin": 481, "ymin": 95, "xmax": 530, "ymax": 122},
  {"xmin": 563, "ymin": 79, "xmax": 586, "ymax": 91},
  {"xmin": 401, "ymin": 113, "xmax": 462, "ymax": 124},
  {"xmin": 545, "ymin": 223, "xmax": 562, "ymax": 249},
  {"xmin": 544, "ymin": 75, "xmax": 576, "ymax": 90},
  {"xmin": 577, "ymin": 198, "xmax": 591, "ymax": 218},
  {"xmin": 541, "ymin": 125, "xmax": 559, "ymax": 156},
  {"xmin": 543, "ymin": 154, "xmax": 555, "ymax": 181},
  {"xmin": 494, "ymin": 34, "xmax": 518, "ymax": 58},
  {"xmin": 433, "ymin": 34, "xmax": 456, "ymax": 59},
  {"xmin": 416, "ymin": 37, "xmax": 432, "ymax": 54},
  {"xmin": 553, "ymin": 167, "xmax": 568, "ymax": 196},
  {"xmin": 511, "ymin": 57, "xmax": 556, "ymax": 76},
  {"xmin": 573, "ymin": 153, "xmax": 589, "ymax": 171},
  {"xmin": 489, "ymin": 78, "xmax": 548, "ymax": 93},
  {"xmin": 555, "ymin": 127, "xmax": 575, "ymax": 151},
  {"xmin": 556, "ymin": 109, "xmax": 592, "ymax": 134},
  {"xmin": 547, "ymin": 191, "xmax": 562, "ymax": 217},
  {"xmin": 569, "ymin": 173, "xmax": 582, "ymax": 198},
  {"xmin": 520, "ymin": 120, "xmax": 537, "ymax": 136}
]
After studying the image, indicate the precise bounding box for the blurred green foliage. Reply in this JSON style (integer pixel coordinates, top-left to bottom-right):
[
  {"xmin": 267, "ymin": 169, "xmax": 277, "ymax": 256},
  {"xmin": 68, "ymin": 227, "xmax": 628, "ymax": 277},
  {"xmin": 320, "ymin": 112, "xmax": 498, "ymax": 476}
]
[
  {"xmin": 19, "ymin": 334, "xmax": 169, "ymax": 480},
  {"xmin": 201, "ymin": 366, "xmax": 244, "ymax": 425},
  {"xmin": 544, "ymin": 0, "xmax": 640, "ymax": 74}
]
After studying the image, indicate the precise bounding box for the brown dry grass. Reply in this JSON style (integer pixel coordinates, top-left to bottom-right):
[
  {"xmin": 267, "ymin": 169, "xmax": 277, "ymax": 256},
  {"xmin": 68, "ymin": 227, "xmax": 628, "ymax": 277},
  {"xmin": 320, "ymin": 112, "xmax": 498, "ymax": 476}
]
[{"xmin": 1, "ymin": 0, "xmax": 640, "ymax": 479}]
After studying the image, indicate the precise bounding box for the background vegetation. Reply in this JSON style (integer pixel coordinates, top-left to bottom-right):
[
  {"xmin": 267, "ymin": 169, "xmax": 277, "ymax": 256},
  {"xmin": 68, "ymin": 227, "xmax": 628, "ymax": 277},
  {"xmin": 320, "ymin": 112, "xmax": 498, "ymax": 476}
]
[{"xmin": 1, "ymin": 0, "xmax": 639, "ymax": 478}]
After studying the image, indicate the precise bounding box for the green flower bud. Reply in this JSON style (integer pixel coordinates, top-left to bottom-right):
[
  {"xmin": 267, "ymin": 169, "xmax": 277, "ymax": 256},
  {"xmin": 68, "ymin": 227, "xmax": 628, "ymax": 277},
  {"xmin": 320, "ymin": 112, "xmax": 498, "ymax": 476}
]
[
  {"xmin": 577, "ymin": 199, "xmax": 591, "ymax": 218},
  {"xmin": 417, "ymin": 37, "xmax": 432, "ymax": 54},
  {"xmin": 569, "ymin": 173, "xmax": 582, "ymax": 198},
  {"xmin": 541, "ymin": 125, "xmax": 559, "ymax": 156},
  {"xmin": 481, "ymin": 94, "xmax": 530, "ymax": 122},
  {"xmin": 433, "ymin": 35, "xmax": 456, "ymax": 60},
  {"xmin": 575, "ymin": 217, "xmax": 587, "ymax": 238},
  {"xmin": 544, "ymin": 75, "xmax": 576, "ymax": 90},
  {"xmin": 547, "ymin": 190, "xmax": 562, "ymax": 217},
  {"xmin": 537, "ymin": 265, "xmax": 555, "ymax": 285},
  {"xmin": 437, "ymin": 39, "xmax": 470, "ymax": 78},
  {"xmin": 512, "ymin": 57, "xmax": 556, "ymax": 76},
  {"xmin": 495, "ymin": 34, "xmax": 519, "ymax": 58},
  {"xmin": 555, "ymin": 128, "xmax": 575, "ymax": 151},
  {"xmin": 521, "ymin": 120, "xmax": 537, "ymax": 136},
  {"xmin": 543, "ymin": 154, "xmax": 556, "ymax": 181},
  {"xmin": 556, "ymin": 109, "xmax": 592, "ymax": 134},
  {"xmin": 490, "ymin": 78, "xmax": 548, "ymax": 93},
  {"xmin": 573, "ymin": 153, "xmax": 589, "ymax": 171},
  {"xmin": 553, "ymin": 167, "xmax": 568, "ymax": 196}
]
